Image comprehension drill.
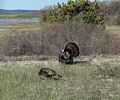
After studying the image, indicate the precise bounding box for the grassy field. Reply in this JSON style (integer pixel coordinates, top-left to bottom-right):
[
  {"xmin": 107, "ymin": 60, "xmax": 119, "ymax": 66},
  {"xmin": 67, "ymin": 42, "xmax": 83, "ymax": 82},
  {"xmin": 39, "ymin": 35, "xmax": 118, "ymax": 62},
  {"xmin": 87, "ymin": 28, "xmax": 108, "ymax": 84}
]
[
  {"xmin": 0, "ymin": 55, "xmax": 120, "ymax": 100},
  {"xmin": 0, "ymin": 14, "xmax": 40, "ymax": 19},
  {"xmin": 0, "ymin": 13, "xmax": 41, "ymax": 37},
  {"xmin": 0, "ymin": 22, "xmax": 41, "ymax": 37},
  {"xmin": 106, "ymin": 25, "xmax": 120, "ymax": 35},
  {"xmin": 0, "ymin": 23, "xmax": 120, "ymax": 37},
  {"xmin": 0, "ymin": 16, "xmax": 120, "ymax": 99}
]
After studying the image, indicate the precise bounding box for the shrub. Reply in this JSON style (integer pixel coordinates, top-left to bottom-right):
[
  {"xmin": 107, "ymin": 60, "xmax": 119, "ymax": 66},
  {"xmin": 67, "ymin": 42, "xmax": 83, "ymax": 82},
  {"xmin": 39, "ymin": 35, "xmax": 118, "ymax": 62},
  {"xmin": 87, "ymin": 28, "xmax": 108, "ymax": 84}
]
[
  {"xmin": 0, "ymin": 22, "xmax": 119, "ymax": 56},
  {"xmin": 101, "ymin": 0, "xmax": 120, "ymax": 25},
  {"xmin": 115, "ymin": 15, "xmax": 120, "ymax": 25},
  {"xmin": 0, "ymin": 31, "xmax": 45, "ymax": 56},
  {"xmin": 41, "ymin": 0, "xmax": 105, "ymax": 27},
  {"xmin": 40, "ymin": 21, "xmax": 120, "ymax": 55}
]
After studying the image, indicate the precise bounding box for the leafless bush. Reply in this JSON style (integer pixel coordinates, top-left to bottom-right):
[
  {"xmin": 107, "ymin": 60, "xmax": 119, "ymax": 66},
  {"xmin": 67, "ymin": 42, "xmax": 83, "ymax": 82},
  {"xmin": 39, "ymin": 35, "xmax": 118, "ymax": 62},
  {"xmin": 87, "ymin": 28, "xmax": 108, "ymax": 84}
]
[
  {"xmin": 0, "ymin": 21, "xmax": 119, "ymax": 56},
  {"xmin": 106, "ymin": 15, "xmax": 120, "ymax": 26},
  {"xmin": 40, "ymin": 22, "xmax": 120, "ymax": 55},
  {"xmin": 0, "ymin": 31, "xmax": 46, "ymax": 56}
]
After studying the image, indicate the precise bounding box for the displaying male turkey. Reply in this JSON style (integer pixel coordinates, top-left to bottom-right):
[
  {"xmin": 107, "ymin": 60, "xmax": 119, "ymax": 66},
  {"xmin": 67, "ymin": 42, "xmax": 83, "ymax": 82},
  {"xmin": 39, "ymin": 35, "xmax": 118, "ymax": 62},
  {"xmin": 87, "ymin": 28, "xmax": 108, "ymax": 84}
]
[
  {"xmin": 59, "ymin": 42, "xmax": 79, "ymax": 64},
  {"xmin": 38, "ymin": 68, "xmax": 62, "ymax": 78}
]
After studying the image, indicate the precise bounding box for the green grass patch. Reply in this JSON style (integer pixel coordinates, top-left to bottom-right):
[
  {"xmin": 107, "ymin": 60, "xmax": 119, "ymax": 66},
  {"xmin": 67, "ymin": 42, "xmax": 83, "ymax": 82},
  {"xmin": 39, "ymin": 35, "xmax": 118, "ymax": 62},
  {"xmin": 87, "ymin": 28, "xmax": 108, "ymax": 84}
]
[
  {"xmin": 0, "ymin": 22, "xmax": 41, "ymax": 37},
  {"xmin": 0, "ymin": 14, "xmax": 40, "ymax": 19},
  {"xmin": 0, "ymin": 30, "xmax": 11, "ymax": 37},
  {"xmin": 106, "ymin": 25, "xmax": 120, "ymax": 35}
]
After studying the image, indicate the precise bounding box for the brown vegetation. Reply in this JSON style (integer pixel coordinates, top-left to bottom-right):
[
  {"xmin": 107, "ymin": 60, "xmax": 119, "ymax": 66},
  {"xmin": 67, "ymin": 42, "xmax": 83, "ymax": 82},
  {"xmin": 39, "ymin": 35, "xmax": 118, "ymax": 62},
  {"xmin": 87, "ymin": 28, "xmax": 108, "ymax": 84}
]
[
  {"xmin": 0, "ymin": 22, "xmax": 120, "ymax": 56},
  {"xmin": 101, "ymin": 0, "xmax": 120, "ymax": 25},
  {"xmin": 40, "ymin": 22, "xmax": 120, "ymax": 55}
]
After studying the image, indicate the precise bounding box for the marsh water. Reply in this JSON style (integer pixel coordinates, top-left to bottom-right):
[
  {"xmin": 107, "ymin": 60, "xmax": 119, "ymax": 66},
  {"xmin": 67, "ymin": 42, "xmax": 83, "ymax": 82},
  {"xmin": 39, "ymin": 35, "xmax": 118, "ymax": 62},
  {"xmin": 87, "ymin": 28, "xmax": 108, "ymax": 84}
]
[{"xmin": 0, "ymin": 18, "xmax": 39, "ymax": 24}]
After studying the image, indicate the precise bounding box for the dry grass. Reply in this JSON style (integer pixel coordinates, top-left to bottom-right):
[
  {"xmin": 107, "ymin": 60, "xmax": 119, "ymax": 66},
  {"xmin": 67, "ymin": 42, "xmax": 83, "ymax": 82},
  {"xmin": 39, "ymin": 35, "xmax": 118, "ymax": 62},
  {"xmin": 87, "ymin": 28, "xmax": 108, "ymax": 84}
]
[
  {"xmin": 106, "ymin": 25, "xmax": 120, "ymax": 35},
  {"xmin": 0, "ymin": 22, "xmax": 41, "ymax": 38},
  {"xmin": 0, "ymin": 55, "xmax": 120, "ymax": 100}
]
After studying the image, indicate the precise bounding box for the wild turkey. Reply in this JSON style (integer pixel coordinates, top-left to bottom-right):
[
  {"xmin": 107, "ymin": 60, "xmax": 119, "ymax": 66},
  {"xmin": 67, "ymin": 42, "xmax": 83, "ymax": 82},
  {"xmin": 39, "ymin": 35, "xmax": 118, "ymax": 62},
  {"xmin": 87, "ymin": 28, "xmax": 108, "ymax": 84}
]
[
  {"xmin": 59, "ymin": 49, "xmax": 73, "ymax": 64},
  {"xmin": 38, "ymin": 68, "xmax": 62, "ymax": 78},
  {"xmin": 65, "ymin": 42, "xmax": 79, "ymax": 57},
  {"xmin": 59, "ymin": 42, "xmax": 79, "ymax": 64}
]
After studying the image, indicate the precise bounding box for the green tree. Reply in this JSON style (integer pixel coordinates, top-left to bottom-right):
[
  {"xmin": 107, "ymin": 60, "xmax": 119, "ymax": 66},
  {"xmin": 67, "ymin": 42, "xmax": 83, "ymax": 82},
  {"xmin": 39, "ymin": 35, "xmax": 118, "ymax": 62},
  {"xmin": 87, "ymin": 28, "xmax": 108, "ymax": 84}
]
[{"xmin": 41, "ymin": 0, "xmax": 105, "ymax": 27}]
